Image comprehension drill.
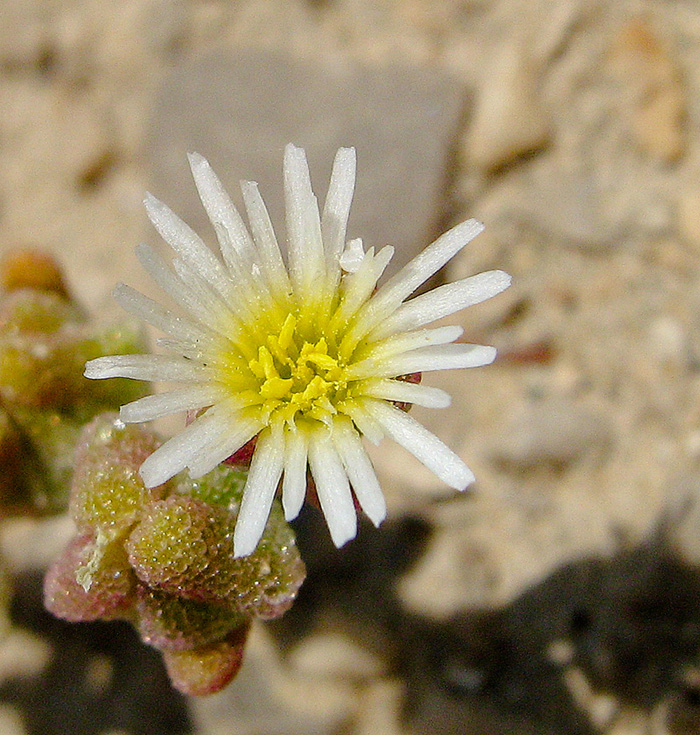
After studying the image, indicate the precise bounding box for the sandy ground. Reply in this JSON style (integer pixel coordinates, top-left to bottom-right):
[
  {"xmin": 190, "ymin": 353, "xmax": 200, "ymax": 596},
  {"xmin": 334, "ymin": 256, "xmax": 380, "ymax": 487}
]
[{"xmin": 2, "ymin": 1, "xmax": 700, "ymax": 734}]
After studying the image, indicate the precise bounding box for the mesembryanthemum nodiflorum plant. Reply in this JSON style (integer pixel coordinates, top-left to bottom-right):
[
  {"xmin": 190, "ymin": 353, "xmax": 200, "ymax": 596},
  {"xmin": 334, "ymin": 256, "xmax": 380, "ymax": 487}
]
[
  {"xmin": 0, "ymin": 249, "xmax": 148, "ymax": 513},
  {"xmin": 85, "ymin": 144, "xmax": 511, "ymax": 556},
  {"xmin": 45, "ymin": 412, "xmax": 305, "ymax": 695}
]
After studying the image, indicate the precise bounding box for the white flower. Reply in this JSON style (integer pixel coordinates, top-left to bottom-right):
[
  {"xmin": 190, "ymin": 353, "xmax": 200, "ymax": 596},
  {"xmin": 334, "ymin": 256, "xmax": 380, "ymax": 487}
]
[{"xmin": 85, "ymin": 144, "xmax": 510, "ymax": 557}]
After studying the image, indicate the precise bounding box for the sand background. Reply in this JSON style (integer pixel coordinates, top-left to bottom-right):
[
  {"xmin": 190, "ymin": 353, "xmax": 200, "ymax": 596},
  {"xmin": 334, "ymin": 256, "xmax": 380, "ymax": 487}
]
[{"xmin": 1, "ymin": 1, "xmax": 700, "ymax": 733}]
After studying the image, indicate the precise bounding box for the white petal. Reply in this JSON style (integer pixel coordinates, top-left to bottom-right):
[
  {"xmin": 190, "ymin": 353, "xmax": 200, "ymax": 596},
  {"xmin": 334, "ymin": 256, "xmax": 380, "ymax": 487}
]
[
  {"xmin": 307, "ymin": 429, "xmax": 357, "ymax": 547},
  {"xmin": 331, "ymin": 418, "xmax": 386, "ymax": 527},
  {"xmin": 377, "ymin": 219, "xmax": 485, "ymax": 305},
  {"xmin": 284, "ymin": 143, "xmax": 325, "ymax": 295},
  {"xmin": 170, "ymin": 256, "xmax": 241, "ymax": 332},
  {"xmin": 187, "ymin": 152, "xmax": 256, "ymax": 269},
  {"xmin": 119, "ymin": 384, "xmax": 227, "ymax": 423},
  {"xmin": 372, "ymin": 270, "xmax": 512, "ymax": 339},
  {"xmin": 240, "ymin": 180, "xmax": 292, "ymax": 296},
  {"xmin": 281, "ymin": 427, "xmax": 309, "ymax": 521},
  {"xmin": 233, "ymin": 426, "xmax": 285, "ymax": 557},
  {"xmin": 365, "ymin": 399, "xmax": 475, "ymax": 490},
  {"xmin": 139, "ymin": 407, "xmax": 231, "ymax": 488},
  {"xmin": 187, "ymin": 414, "xmax": 262, "ymax": 478},
  {"xmin": 350, "ymin": 219, "xmax": 484, "ymax": 334},
  {"xmin": 135, "ymin": 243, "xmax": 225, "ymax": 330},
  {"xmin": 322, "ymin": 146, "xmax": 356, "ymax": 265},
  {"xmin": 322, "ymin": 146, "xmax": 357, "ymax": 294},
  {"xmin": 84, "ymin": 354, "xmax": 210, "ymax": 382},
  {"xmin": 346, "ymin": 343, "xmax": 497, "ymax": 380},
  {"xmin": 113, "ymin": 283, "xmax": 212, "ymax": 345},
  {"xmin": 339, "ymin": 238, "xmax": 365, "ymax": 273},
  {"xmin": 356, "ymin": 325, "xmax": 463, "ymax": 363},
  {"xmin": 330, "ymin": 245, "xmax": 394, "ymax": 337},
  {"xmin": 360, "ymin": 379, "xmax": 452, "ymax": 409},
  {"xmin": 339, "ymin": 401, "xmax": 385, "ymax": 445},
  {"xmin": 144, "ymin": 192, "xmax": 230, "ymax": 295}
]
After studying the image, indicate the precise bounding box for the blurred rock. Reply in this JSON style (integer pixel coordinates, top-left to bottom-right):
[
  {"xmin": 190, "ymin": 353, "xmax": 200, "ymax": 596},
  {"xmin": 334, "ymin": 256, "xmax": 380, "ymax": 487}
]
[
  {"xmin": 662, "ymin": 670, "xmax": 700, "ymax": 735},
  {"xmin": 465, "ymin": 41, "xmax": 552, "ymax": 172},
  {"xmin": 148, "ymin": 50, "xmax": 465, "ymax": 276},
  {"xmin": 664, "ymin": 479, "xmax": 700, "ymax": 566},
  {"xmin": 608, "ymin": 18, "xmax": 685, "ymax": 162},
  {"xmin": 0, "ymin": 629, "xmax": 51, "ymax": 684},
  {"xmin": 0, "ymin": 705, "xmax": 26, "ymax": 735},
  {"xmin": 0, "ymin": 516, "xmax": 75, "ymax": 573},
  {"xmin": 0, "ymin": 1, "xmax": 47, "ymax": 71},
  {"xmin": 677, "ymin": 187, "xmax": 700, "ymax": 250},
  {"xmin": 190, "ymin": 625, "xmax": 353, "ymax": 735},
  {"xmin": 647, "ymin": 316, "xmax": 688, "ymax": 367},
  {"xmin": 3, "ymin": 84, "xmax": 117, "ymax": 192},
  {"xmin": 506, "ymin": 164, "xmax": 621, "ymax": 250},
  {"xmin": 0, "ymin": 249, "xmax": 69, "ymax": 299},
  {"xmin": 287, "ymin": 632, "xmax": 385, "ymax": 681},
  {"xmin": 491, "ymin": 399, "xmax": 613, "ymax": 469},
  {"xmin": 355, "ymin": 681, "xmax": 403, "ymax": 735}
]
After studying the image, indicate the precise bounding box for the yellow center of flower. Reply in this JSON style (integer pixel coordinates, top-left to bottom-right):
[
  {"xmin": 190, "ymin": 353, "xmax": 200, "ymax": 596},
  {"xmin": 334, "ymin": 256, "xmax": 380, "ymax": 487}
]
[{"xmin": 230, "ymin": 313, "xmax": 353, "ymax": 428}]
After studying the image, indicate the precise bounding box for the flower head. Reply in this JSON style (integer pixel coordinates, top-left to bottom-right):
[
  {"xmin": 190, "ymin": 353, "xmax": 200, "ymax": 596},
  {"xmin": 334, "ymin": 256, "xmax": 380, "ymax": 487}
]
[{"xmin": 85, "ymin": 144, "xmax": 510, "ymax": 556}]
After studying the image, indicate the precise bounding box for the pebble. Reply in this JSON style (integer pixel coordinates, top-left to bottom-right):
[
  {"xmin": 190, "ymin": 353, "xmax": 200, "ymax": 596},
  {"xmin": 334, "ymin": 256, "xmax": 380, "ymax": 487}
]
[
  {"xmin": 491, "ymin": 399, "xmax": 612, "ymax": 469},
  {"xmin": 608, "ymin": 18, "xmax": 685, "ymax": 162},
  {"xmin": 508, "ymin": 163, "xmax": 620, "ymax": 250},
  {"xmin": 677, "ymin": 187, "xmax": 700, "ymax": 250},
  {"xmin": 354, "ymin": 681, "xmax": 404, "ymax": 735},
  {"xmin": 0, "ymin": 630, "xmax": 52, "ymax": 684},
  {"xmin": 0, "ymin": 1, "xmax": 46, "ymax": 71},
  {"xmin": 287, "ymin": 633, "xmax": 385, "ymax": 681},
  {"xmin": 148, "ymin": 50, "xmax": 465, "ymax": 277},
  {"xmin": 564, "ymin": 667, "xmax": 620, "ymax": 730},
  {"xmin": 664, "ymin": 478, "xmax": 700, "ymax": 566},
  {"xmin": 0, "ymin": 516, "xmax": 75, "ymax": 573},
  {"xmin": 2, "ymin": 84, "xmax": 116, "ymax": 192},
  {"xmin": 0, "ymin": 706, "xmax": 26, "ymax": 735},
  {"xmin": 465, "ymin": 40, "xmax": 552, "ymax": 172},
  {"xmin": 647, "ymin": 316, "xmax": 687, "ymax": 365},
  {"xmin": 190, "ymin": 625, "xmax": 354, "ymax": 735}
]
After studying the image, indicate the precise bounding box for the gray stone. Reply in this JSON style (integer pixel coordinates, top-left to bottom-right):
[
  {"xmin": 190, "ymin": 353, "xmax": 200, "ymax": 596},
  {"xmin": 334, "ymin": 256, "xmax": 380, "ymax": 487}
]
[
  {"xmin": 147, "ymin": 51, "xmax": 465, "ymax": 276},
  {"xmin": 491, "ymin": 399, "xmax": 613, "ymax": 469},
  {"xmin": 511, "ymin": 164, "xmax": 622, "ymax": 250}
]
